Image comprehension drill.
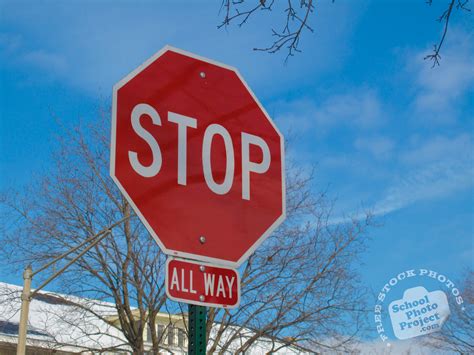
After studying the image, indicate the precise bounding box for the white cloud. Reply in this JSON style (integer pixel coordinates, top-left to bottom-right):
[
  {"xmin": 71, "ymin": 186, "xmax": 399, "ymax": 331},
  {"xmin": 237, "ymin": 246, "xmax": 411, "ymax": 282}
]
[
  {"xmin": 409, "ymin": 29, "xmax": 474, "ymax": 123},
  {"xmin": 0, "ymin": 1, "xmax": 363, "ymax": 97},
  {"xmin": 355, "ymin": 136, "xmax": 395, "ymax": 160},
  {"xmin": 373, "ymin": 158, "xmax": 472, "ymax": 216},
  {"xmin": 273, "ymin": 88, "xmax": 385, "ymax": 137},
  {"xmin": 0, "ymin": 32, "xmax": 67, "ymax": 77},
  {"xmin": 22, "ymin": 50, "xmax": 67, "ymax": 73},
  {"xmin": 330, "ymin": 133, "xmax": 473, "ymax": 224},
  {"xmin": 273, "ymin": 98, "xmax": 319, "ymax": 136},
  {"xmin": 315, "ymin": 88, "xmax": 384, "ymax": 128},
  {"xmin": 401, "ymin": 133, "xmax": 473, "ymax": 165},
  {"xmin": 373, "ymin": 133, "xmax": 473, "ymax": 215}
]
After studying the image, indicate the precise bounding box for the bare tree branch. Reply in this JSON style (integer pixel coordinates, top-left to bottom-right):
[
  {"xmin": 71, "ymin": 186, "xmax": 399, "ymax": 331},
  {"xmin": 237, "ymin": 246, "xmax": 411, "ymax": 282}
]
[
  {"xmin": 219, "ymin": 0, "xmax": 314, "ymax": 61},
  {"xmin": 219, "ymin": 0, "xmax": 471, "ymax": 65},
  {"xmin": 424, "ymin": 0, "xmax": 470, "ymax": 66}
]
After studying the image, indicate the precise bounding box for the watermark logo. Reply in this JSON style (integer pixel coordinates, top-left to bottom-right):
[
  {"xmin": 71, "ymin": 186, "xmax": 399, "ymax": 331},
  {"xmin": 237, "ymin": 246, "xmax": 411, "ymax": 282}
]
[
  {"xmin": 388, "ymin": 286, "xmax": 450, "ymax": 340},
  {"xmin": 374, "ymin": 268, "xmax": 464, "ymax": 345}
]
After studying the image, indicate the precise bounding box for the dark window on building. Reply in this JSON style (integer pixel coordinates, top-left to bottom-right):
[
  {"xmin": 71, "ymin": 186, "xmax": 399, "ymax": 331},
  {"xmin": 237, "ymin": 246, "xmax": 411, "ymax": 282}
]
[
  {"xmin": 168, "ymin": 326, "xmax": 175, "ymax": 346},
  {"xmin": 178, "ymin": 328, "xmax": 186, "ymax": 347},
  {"xmin": 146, "ymin": 323, "xmax": 154, "ymax": 343},
  {"xmin": 157, "ymin": 324, "xmax": 165, "ymax": 344}
]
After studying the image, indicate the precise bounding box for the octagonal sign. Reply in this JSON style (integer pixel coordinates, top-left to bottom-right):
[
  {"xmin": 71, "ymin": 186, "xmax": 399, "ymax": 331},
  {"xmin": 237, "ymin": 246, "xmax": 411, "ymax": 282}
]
[{"xmin": 111, "ymin": 46, "xmax": 285, "ymax": 267}]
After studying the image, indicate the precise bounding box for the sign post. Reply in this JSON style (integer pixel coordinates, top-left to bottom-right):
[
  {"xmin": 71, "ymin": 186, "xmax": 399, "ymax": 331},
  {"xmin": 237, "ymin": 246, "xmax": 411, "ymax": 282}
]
[
  {"xmin": 17, "ymin": 266, "xmax": 32, "ymax": 355},
  {"xmin": 110, "ymin": 46, "xmax": 286, "ymax": 353},
  {"xmin": 188, "ymin": 305, "xmax": 207, "ymax": 355}
]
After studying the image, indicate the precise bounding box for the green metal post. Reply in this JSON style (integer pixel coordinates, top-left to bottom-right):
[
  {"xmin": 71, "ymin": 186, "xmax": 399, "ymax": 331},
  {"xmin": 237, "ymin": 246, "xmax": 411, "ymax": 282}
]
[{"xmin": 188, "ymin": 304, "xmax": 207, "ymax": 355}]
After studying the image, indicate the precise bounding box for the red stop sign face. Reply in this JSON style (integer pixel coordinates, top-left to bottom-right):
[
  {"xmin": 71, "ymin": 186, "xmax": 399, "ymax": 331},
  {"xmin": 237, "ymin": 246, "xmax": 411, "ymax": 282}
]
[{"xmin": 111, "ymin": 46, "xmax": 285, "ymax": 267}]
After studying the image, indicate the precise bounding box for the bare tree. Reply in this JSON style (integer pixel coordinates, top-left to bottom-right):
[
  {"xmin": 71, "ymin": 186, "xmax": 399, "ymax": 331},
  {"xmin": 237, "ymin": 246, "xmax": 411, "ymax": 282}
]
[
  {"xmin": 422, "ymin": 270, "xmax": 474, "ymax": 354},
  {"xmin": 0, "ymin": 108, "xmax": 373, "ymax": 353},
  {"xmin": 218, "ymin": 0, "xmax": 471, "ymax": 64},
  {"xmin": 204, "ymin": 162, "xmax": 373, "ymax": 353},
  {"xmin": 0, "ymin": 111, "xmax": 170, "ymax": 354}
]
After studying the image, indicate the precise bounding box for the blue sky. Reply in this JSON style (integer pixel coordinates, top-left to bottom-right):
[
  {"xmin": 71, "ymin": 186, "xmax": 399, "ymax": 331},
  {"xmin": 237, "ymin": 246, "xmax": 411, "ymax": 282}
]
[{"xmin": 0, "ymin": 0, "xmax": 473, "ymax": 338}]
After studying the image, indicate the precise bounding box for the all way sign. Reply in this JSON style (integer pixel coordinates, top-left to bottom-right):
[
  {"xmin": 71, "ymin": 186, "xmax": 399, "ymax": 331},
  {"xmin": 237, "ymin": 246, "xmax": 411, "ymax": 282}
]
[
  {"xmin": 111, "ymin": 46, "xmax": 285, "ymax": 309},
  {"xmin": 166, "ymin": 258, "xmax": 240, "ymax": 308}
]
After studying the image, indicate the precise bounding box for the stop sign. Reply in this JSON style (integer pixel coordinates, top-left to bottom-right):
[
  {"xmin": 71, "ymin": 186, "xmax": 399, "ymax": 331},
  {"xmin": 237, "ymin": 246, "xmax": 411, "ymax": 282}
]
[{"xmin": 110, "ymin": 46, "xmax": 285, "ymax": 267}]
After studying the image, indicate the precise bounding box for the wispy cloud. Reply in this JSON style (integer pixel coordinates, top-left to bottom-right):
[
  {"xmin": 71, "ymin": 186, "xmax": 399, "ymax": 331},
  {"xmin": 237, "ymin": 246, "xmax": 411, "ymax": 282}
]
[
  {"xmin": 274, "ymin": 87, "xmax": 385, "ymax": 137},
  {"xmin": 0, "ymin": 1, "xmax": 362, "ymax": 97},
  {"xmin": 373, "ymin": 157, "xmax": 472, "ymax": 216},
  {"xmin": 322, "ymin": 30, "xmax": 474, "ymax": 225},
  {"xmin": 315, "ymin": 88, "xmax": 384, "ymax": 128},
  {"xmin": 408, "ymin": 28, "xmax": 474, "ymax": 123},
  {"xmin": 0, "ymin": 32, "xmax": 67, "ymax": 77},
  {"xmin": 401, "ymin": 133, "xmax": 473, "ymax": 165},
  {"xmin": 22, "ymin": 50, "xmax": 67, "ymax": 73},
  {"xmin": 330, "ymin": 133, "xmax": 473, "ymax": 224},
  {"xmin": 371, "ymin": 133, "xmax": 473, "ymax": 215},
  {"xmin": 354, "ymin": 136, "xmax": 395, "ymax": 160}
]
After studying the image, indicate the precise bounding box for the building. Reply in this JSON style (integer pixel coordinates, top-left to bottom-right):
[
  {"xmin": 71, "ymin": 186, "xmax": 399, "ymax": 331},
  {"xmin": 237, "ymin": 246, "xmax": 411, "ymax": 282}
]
[{"xmin": 0, "ymin": 283, "xmax": 312, "ymax": 354}]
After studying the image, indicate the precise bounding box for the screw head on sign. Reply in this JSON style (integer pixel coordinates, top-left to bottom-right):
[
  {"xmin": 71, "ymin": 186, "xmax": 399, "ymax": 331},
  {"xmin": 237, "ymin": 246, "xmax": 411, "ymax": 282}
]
[
  {"xmin": 199, "ymin": 71, "xmax": 206, "ymax": 78},
  {"xmin": 199, "ymin": 236, "xmax": 206, "ymax": 244},
  {"xmin": 199, "ymin": 295, "xmax": 205, "ymax": 302},
  {"xmin": 199, "ymin": 265, "xmax": 206, "ymax": 272}
]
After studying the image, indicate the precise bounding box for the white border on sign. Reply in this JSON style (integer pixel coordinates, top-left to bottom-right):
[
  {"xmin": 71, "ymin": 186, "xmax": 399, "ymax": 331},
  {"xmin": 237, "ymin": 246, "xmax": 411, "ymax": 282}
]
[
  {"xmin": 110, "ymin": 45, "xmax": 286, "ymax": 268},
  {"xmin": 165, "ymin": 257, "xmax": 241, "ymax": 309}
]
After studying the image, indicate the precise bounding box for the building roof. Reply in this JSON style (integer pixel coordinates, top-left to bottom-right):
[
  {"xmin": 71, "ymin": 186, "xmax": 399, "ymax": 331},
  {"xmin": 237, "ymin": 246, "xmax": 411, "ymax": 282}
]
[{"xmin": 0, "ymin": 282, "xmax": 312, "ymax": 354}]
